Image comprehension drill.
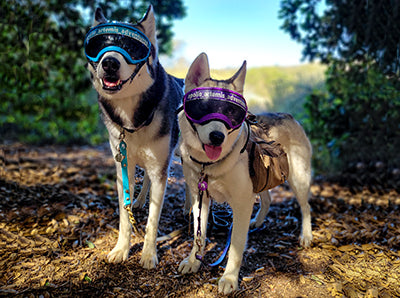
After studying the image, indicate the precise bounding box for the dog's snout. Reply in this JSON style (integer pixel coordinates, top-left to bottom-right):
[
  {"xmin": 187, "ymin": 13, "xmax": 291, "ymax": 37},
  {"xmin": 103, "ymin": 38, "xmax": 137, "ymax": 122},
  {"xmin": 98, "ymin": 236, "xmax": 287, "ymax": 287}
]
[
  {"xmin": 102, "ymin": 57, "xmax": 120, "ymax": 73},
  {"xmin": 209, "ymin": 131, "xmax": 225, "ymax": 146}
]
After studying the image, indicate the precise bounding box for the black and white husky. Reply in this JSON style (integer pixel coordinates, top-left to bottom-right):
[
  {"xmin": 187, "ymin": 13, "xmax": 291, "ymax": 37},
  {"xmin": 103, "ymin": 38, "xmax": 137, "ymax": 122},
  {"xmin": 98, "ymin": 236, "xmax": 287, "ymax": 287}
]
[
  {"xmin": 85, "ymin": 6, "xmax": 183, "ymax": 268},
  {"xmin": 178, "ymin": 53, "xmax": 313, "ymax": 294}
]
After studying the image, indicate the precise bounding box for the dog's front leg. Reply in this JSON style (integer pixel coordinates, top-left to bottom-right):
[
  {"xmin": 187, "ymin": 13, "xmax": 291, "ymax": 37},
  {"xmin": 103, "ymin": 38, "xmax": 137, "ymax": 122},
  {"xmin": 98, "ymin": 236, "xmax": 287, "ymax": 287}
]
[
  {"xmin": 183, "ymin": 182, "xmax": 192, "ymax": 215},
  {"xmin": 219, "ymin": 197, "xmax": 253, "ymax": 294},
  {"xmin": 107, "ymin": 164, "xmax": 133, "ymax": 263},
  {"xmin": 139, "ymin": 169, "xmax": 167, "ymax": 269},
  {"xmin": 179, "ymin": 184, "xmax": 210, "ymax": 274}
]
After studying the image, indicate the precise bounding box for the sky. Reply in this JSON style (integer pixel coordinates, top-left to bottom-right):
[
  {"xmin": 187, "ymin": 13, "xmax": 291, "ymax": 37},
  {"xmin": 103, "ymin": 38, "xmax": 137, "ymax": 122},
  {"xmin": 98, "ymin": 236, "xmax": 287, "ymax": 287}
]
[{"xmin": 160, "ymin": 0, "xmax": 305, "ymax": 69}]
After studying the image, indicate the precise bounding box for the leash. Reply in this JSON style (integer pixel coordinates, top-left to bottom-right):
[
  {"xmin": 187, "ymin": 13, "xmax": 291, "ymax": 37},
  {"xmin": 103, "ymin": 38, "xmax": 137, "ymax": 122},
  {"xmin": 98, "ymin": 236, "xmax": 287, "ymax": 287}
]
[
  {"xmin": 195, "ymin": 165, "xmax": 208, "ymax": 261},
  {"xmin": 115, "ymin": 130, "xmax": 142, "ymax": 237},
  {"xmin": 209, "ymin": 220, "xmax": 266, "ymax": 267}
]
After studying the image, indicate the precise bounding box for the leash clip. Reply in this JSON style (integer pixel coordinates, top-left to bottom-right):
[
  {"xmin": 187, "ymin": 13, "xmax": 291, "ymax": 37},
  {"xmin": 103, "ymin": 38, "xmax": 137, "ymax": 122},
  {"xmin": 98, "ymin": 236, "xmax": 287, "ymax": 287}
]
[
  {"xmin": 198, "ymin": 169, "xmax": 208, "ymax": 191},
  {"xmin": 115, "ymin": 130, "xmax": 126, "ymax": 162}
]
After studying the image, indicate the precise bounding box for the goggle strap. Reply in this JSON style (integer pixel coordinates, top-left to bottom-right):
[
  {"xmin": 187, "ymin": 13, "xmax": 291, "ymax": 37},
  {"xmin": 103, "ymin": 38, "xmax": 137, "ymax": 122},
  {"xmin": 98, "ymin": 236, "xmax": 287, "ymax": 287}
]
[
  {"xmin": 240, "ymin": 120, "xmax": 251, "ymax": 153},
  {"xmin": 86, "ymin": 46, "xmax": 150, "ymax": 65},
  {"xmin": 184, "ymin": 87, "xmax": 247, "ymax": 112},
  {"xmin": 126, "ymin": 60, "xmax": 147, "ymax": 84}
]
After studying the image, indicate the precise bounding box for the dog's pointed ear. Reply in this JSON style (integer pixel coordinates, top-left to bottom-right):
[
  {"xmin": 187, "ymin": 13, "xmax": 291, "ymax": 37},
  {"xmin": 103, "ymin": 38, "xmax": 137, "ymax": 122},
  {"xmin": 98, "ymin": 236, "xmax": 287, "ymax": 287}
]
[
  {"xmin": 185, "ymin": 53, "xmax": 211, "ymax": 92},
  {"xmin": 229, "ymin": 61, "xmax": 247, "ymax": 94},
  {"xmin": 93, "ymin": 7, "xmax": 108, "ymax": 26},
  {"xmin": 138, "ymin": 5, "xmax": 158, "ymax": 58}
]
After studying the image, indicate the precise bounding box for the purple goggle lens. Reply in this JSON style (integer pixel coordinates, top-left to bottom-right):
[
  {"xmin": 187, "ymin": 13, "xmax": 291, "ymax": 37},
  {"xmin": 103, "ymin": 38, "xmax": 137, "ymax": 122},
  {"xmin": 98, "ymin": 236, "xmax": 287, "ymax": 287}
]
[{"xmin": 183, "ymin": 87, "xmax": 248, "ymax": 130}]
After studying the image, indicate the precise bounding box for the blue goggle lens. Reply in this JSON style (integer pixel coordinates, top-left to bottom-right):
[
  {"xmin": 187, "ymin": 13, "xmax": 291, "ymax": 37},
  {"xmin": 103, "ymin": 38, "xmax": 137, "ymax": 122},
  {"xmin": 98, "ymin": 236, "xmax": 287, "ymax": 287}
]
[{"xmin": 84, "ymin": 23, "xmax": 151, "ymax": 64}]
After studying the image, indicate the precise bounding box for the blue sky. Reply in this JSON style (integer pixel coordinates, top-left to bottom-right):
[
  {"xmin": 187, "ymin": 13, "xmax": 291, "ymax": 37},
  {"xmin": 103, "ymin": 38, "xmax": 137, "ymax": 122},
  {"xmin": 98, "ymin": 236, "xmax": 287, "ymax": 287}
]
[{"xmin": 162, "ymin": 0, "xmax": 305, "ymax": 69}]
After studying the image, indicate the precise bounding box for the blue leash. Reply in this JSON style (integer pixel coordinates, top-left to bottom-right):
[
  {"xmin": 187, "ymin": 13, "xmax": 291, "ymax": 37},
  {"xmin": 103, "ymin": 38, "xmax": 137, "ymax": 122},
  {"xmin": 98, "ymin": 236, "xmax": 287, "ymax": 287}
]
[
  {"xmin": 209, "ymin": 221, "xmax": 266, "ymax": 267},
  {"xmin": 118, "ymin": 139, "xmax": 131, "ymax": 206},
  {"xmin": 115, "ymin": 131, "xmax": 141, "ymax": 236}
]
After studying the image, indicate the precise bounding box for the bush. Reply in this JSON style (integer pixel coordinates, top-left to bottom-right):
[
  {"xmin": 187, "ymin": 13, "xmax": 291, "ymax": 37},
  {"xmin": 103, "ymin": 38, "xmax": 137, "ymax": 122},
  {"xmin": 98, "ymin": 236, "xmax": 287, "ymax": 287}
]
[
  {"xmin": 304, "ymin": 61, "xmax": 400, "ymax": 176},
  {"xmin": 0, "ymin": 0, "xmax": 185, "ymax": 145}
]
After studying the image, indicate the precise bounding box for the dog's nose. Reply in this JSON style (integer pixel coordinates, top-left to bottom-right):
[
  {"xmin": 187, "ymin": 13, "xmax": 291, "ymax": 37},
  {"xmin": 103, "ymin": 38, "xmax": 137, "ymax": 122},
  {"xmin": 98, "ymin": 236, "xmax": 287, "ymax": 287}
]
[
  {"xmin": 102, "ymin": 57, "xmax": 120, "ymax": 73},
  {"xmin": 209, "ymin": 131, "xmax": 225, "ymax": 146}
]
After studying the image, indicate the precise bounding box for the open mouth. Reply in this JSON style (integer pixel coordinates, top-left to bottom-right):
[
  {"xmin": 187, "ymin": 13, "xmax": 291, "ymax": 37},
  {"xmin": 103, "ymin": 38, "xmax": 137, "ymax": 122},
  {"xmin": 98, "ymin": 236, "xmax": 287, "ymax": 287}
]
[
  {"xmin": 203, "ymin": 144, "xmax": 222, "ymax": 160},
  {"xmin": 102, "ymin": 77, "xmax": 123, "ymax": 91}
]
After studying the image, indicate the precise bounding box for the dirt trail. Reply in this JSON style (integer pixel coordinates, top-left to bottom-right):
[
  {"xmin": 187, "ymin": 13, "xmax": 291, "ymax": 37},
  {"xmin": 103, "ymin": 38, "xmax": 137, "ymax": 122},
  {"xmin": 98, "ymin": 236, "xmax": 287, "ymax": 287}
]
[{"xmin": 1, "ymin": 144, "xmax": 399, "ymax": 297}]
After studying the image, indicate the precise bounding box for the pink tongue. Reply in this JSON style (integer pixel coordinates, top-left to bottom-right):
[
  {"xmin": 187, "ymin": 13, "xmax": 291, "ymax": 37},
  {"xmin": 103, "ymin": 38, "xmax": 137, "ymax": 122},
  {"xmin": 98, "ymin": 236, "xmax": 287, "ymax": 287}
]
[{"xmin": 204, "ymin": 145, "xmax": 222, "ymax": 160}]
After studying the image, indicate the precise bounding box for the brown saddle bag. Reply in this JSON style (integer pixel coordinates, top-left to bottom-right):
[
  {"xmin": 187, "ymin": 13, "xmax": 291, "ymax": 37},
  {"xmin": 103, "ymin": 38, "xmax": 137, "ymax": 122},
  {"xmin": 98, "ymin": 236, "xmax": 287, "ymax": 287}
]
[{"xmin": 246, "ymin": 122, "xmax": 289, "ymax": 193}]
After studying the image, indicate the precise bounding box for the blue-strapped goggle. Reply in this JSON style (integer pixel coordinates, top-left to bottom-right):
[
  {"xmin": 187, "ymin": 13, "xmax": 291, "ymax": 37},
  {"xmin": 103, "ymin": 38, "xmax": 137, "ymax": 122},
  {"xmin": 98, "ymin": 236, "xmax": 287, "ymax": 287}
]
[{"xmin": 84, "ymin": 22, "xmax": 151, "ymax": 65}]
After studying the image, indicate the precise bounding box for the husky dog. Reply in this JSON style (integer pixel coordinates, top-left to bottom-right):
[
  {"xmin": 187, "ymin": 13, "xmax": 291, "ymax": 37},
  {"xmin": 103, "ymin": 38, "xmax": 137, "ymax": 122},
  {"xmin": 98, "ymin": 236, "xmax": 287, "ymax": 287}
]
[
  {"xmin": 84, "ymin": 6, "xmax": 183, "ymax": 268},
  {"xmin": 178, "ymin": 53, "xmax": 312, "ymax": 294}
]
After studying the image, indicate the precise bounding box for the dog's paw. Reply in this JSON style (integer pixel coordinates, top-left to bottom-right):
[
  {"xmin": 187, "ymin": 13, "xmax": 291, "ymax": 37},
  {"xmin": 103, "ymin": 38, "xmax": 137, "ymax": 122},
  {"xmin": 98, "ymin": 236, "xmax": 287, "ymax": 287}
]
[
  {"xmin": 178, "ymin": 257, "xmax": 201, "ymax": 274},
  {"xmin": 107, "ymin": 246, "xmax": 129, "ymax": 263},
  {"xmin": 218, "ymin": 274, "xmax": 238, "ymax": 294},
  {"xmin": 299, "ymin": 232, "xmax": 313, "ymax": 248},
  {"xmin": 140, "ymin": 252, "xmax": 158, "ymax": 269}
]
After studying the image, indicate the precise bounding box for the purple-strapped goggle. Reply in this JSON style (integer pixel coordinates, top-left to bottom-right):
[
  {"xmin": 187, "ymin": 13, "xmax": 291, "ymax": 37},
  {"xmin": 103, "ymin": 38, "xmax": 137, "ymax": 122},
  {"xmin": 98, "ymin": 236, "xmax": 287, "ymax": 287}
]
[{"xmin": 183, "ymin": 87, "xmax": 248, "ymax": 130}]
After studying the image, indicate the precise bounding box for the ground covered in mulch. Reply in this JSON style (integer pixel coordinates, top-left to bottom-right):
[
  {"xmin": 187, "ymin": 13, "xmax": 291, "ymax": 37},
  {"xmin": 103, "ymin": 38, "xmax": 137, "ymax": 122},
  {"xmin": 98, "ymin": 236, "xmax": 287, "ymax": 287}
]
[{"xmin": 1, "ymin": 143, "xmax": 400, "ymax": 297}]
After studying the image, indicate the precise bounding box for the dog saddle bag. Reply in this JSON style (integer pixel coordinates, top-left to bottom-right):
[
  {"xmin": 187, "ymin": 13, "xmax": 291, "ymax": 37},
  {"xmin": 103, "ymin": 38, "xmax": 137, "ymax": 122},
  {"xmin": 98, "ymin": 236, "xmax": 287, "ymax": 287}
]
[{"xmin": 246, "ymin": 121, "xmax": 289, "ymax": 193}]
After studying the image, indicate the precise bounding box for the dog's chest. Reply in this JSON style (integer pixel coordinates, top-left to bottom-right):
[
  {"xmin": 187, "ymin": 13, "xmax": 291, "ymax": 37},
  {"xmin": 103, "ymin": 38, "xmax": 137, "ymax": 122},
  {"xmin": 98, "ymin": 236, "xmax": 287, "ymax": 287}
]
[
  {"xmin": 203, "ymin": 166, "xmax": 251, "ymax": 204},
  {"xmin": 205, "ymin": 178, "xmax": 230, "ymax": 203}
]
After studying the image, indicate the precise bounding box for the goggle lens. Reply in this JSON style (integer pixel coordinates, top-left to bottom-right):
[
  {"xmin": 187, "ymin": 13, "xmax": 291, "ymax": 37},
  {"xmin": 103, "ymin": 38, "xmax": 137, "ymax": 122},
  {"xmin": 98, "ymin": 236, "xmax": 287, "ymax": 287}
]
[
  {"xmin": 183, "ymin": 87, "xmax": 247, "ymax": 130},
  {"xmin": 84, "ymin": 23, "xmax": 151, "ymax": 64}
]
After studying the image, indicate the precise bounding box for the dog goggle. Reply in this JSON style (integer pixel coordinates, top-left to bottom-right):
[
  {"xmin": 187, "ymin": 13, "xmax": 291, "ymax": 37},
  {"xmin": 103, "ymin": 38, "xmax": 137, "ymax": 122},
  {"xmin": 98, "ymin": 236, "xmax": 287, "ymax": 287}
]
[
  {"xmin": 84, "ymin": 22, "xmax": 151, "ymax": 64},
  {"xmin": 183, "ymin": 87, "xmax": 248, "ymax": 130}
]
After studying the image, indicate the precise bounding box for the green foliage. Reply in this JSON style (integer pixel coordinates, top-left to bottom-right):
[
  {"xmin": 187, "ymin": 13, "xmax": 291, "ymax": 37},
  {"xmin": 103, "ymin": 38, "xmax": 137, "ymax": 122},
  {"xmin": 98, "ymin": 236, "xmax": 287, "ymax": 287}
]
[
  {"xmin": 95, "ymin": 0, "xmax": 186, "ymax": 55},
  {"xmin": 279, "ymin": 0, "xmax": 400, "ymax": 177},
  {"xmin": 0, "ymin": 0, "xmax": 185, "ymax": 144},
  {"xmin": 280, "ymin": 0, "xmax": 400, "ymax": 74},
  {"xmin": 304, "ymin": 62, "xmax": 400, "ymax": 175}
]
